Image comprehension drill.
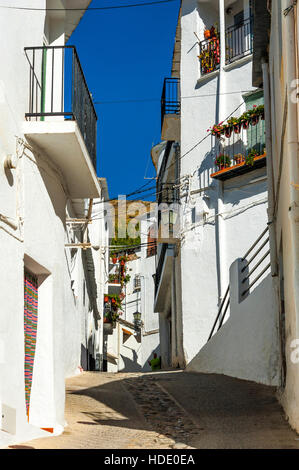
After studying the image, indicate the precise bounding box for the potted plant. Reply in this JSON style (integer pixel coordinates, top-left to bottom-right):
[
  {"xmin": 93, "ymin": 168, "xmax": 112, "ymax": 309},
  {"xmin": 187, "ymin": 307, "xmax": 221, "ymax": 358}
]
[
  {"xmin": 227, "ymin": 116, "xmax": 241, "ymax": 134},
  {"xmin": 245, "ymin": 148, "xmax": 258, "ymax": 166},
  {"xmin": 233, "ymin": 153, "xmax": 244, "ymax": 165},
  {"xmin": 224, "ymin": 125, "xmax": 233, "ymax": 138},
  {"xmin": 208, "ymin": 122, "xmax": 224, "ymax": 139},
  {"xmin": 204, "ymin": 29, "xmax": 211, "ymax": 39},
  {"xmin": 215, "ymin": 154, "xmax": 231, "ymax": 170}
]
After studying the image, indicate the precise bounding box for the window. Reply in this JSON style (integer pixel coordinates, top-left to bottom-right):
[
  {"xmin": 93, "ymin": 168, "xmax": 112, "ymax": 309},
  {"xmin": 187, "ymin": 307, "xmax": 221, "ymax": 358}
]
[{"xmin": 134, "ymin": 274, "xmax": 141, "ymax": 292}]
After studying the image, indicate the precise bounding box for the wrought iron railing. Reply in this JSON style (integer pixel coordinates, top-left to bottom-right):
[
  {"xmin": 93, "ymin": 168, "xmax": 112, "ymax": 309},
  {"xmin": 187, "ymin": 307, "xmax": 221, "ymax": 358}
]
[
  {"xmin": 24, "ymin": 45, "xmax": 97, "ymax": 171},
  {"xmin": 240, "ymin": 227, "xmax": 271, "ymax": 299},
  {"xmin": 212, "ymin": 110, "xmax": 266, "ymax": 174},
  {"xmin": 161, "ymin": 77, "xmax": 180, "ymax": 130},
  {"xmin": 225, "ymin": 17, "xmax": 253, "ymax": 64},
  {"xmin": 208, "ymin": 227, "xmax": 271, "ymax": 341}
]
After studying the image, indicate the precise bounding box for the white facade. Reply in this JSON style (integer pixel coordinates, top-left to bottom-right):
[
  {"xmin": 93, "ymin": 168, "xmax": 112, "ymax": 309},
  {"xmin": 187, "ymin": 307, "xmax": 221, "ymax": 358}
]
[
  {"xmin": 155, "ymin": 0, "xmax": 270, "ymax": 369},
  {"xmin": 252, "ymin": 0, "xmax": 299, "ymax": 433},
  {"xmin": 105, "ymin": 215, "xmax": 160, "ymax": 373},
  {"xmin": 0, "ymin": 1, "xmax": 107, "ymax": 447}
]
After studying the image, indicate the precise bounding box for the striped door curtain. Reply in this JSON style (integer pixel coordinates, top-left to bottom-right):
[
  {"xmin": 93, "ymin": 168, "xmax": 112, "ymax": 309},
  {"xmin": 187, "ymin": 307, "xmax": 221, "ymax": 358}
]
[{"xmin": 24, "ymin": 269, "xmax": 38, "ymax": 417}]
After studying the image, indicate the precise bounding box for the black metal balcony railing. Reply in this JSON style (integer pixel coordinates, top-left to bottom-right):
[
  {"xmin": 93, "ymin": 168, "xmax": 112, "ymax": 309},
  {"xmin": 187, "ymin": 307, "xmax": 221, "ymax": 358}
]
[
  {"xmin": 161, "ymin": 77, "xmax": 180, "ymax": 130},
  {"xmin": 225, "ymin": 17, "xmax": 253, "ymax": 64},
  {"xmin": 212, "ymin": 114, "xmax": 266, "ymax": 175},
  {"xmin": 157, "ymin": 182, "xmax": 180, "ymax": 229},
  {"xmin": 199, "ymin": 17, "xmax": 253, "ymax": 75},
  {"xmin": 24, "ymin": 46, "xmax": 97, "ymax": 170}
]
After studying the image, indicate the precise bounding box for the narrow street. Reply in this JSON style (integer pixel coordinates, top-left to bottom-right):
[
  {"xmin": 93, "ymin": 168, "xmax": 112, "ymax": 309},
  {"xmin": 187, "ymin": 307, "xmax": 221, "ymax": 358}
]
[{"xmin": 11, "ymin": 371, "xmax": 299, "ymax": 450}]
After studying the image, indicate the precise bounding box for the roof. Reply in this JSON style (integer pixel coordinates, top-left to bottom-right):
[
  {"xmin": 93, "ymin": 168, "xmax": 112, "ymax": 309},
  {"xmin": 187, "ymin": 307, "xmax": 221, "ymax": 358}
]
[{"xmin": 45, "ymin": 0, "xmax": 92, "ymax": 42}]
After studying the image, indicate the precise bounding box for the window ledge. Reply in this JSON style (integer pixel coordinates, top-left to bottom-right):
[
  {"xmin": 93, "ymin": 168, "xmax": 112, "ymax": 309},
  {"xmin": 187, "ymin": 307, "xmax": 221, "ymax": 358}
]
[
  {"xmin": 224, "ymin": 53, "xmax": 253, "ymax": 72},
  {"xmin": 197, "ymin": 69, "xmax": 220, "ymax": 85}
]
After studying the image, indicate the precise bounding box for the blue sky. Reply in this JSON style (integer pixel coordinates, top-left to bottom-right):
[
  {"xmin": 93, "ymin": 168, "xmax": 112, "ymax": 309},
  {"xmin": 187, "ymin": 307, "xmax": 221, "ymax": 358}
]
[{"xmin": 68, "ymin": 0, "xmax": 180, "ymax": 199}]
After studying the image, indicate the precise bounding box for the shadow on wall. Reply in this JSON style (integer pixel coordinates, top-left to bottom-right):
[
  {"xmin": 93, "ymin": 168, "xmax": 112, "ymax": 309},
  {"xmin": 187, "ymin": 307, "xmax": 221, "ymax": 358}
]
[
  {"xmin": 81, "ymin": 343, "xmax": 95, "ymax": 371},
  {"xmin": 118, "ymin": 344, "xmax": 161, "ymax": 373}
]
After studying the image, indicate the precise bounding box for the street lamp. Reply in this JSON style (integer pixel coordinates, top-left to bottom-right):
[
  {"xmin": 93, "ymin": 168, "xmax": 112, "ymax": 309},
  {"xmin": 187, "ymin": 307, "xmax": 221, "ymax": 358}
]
[{"xmin": 133, "ymin": 311, "xmax": 142, "ymax": 329}]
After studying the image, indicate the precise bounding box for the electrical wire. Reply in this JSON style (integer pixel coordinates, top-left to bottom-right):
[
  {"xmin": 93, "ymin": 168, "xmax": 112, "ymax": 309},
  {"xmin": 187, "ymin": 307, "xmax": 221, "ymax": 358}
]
[
  {"xmin": 0, "ymin": 0, "xmax": 177, "ymax": 11},
  {"xmin": 165, "ymin": 100, "xmax": 247, "ymax": 175},
  {"xmin": 94, "ymin": 89, "xmax": 254, "ymax": 105}
]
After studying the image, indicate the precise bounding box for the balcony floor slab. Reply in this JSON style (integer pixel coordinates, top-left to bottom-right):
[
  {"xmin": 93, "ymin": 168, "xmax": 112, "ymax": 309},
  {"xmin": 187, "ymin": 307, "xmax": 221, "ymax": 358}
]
[{"xmin": 22, "ymin": 120, "xmax": 100, "ymax": 199}]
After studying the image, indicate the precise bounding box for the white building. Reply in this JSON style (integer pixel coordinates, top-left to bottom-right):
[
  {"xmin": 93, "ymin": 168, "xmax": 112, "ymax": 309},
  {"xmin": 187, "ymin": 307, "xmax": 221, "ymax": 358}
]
[
  {"xmin": 0, "ymin": 0, "xmax": 108, "ymax": 447},
  {"xmin": 104, "ymin": 213, "xmax": 160, "ymax": 373},
  {"xmin": 154, "ymin": 0, "xmax": 279, "ymax": 381},
  {"xmin": 251, "ymin": 0, "xmax": 299, "ymax": 433}
]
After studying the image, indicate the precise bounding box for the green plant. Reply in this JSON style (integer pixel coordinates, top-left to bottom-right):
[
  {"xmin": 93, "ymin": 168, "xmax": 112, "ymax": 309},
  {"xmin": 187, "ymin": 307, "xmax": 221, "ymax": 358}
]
[
  {"xmin": 245, "ymin": 148, "xmax": 258, "ymax": 166},
  {"xmin": 108, "ymin": 273, "xmax": 120, "ymax": 284},
  {"xmin": 215, "ymin": 154, "xmax": 231, "ymax": 168},
  {"xmin": 233, "ymin": 153, "xmax": 244, "ymax": 164}
]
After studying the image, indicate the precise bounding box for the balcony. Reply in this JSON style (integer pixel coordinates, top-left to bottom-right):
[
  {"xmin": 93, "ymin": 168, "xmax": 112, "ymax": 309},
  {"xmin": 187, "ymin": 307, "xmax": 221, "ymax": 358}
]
[
  {"xmin": 161, "ymin": 77, "xmax": 180, "ymax": 141},
  {"xmin": 225, "ymin": 17, "xmax": 253, "ymax": 64},
  {"xmin": 210, "ymin": 105, "xmax": 266, "ymax": 180},
  {"xmin": 157, "ymin": 183, "xmax": 180, "ymax": 244},
  {"xmin": 22, "ymin": 46, "xmax": 100, "ymax": 199},
  {"xmin": 199, "ymin": 17, "xmax": 253, "ymax": 76}
]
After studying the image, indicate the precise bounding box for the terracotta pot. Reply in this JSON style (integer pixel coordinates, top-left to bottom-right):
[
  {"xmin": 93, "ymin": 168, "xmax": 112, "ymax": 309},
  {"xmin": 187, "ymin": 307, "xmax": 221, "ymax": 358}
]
[
  {"xmin": 251, "ymin": 115, "xmax": 259, "ymax": 126},
  {"xmin": 233, "ymin": 123, "xmax": 241, "ymax": 134},
  {"xmin": 224, "ymin": 126, "xmax": 232, "ymax": 138}
]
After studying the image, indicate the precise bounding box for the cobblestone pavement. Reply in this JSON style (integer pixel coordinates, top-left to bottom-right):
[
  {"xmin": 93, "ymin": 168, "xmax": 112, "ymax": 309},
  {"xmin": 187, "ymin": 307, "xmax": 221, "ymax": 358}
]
[{"xmin": 10, "ymin": 370, "xmax": 299, "ymax": 449}]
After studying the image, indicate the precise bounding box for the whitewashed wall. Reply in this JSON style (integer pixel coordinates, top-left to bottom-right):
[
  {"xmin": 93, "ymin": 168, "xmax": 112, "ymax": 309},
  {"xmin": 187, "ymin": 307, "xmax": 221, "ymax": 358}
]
[
  {"xmin": 177, "ymin": 0, "xmax": 268, "ymax": 364},
  {"xmin": 0, "ymin": 2, "xmax": 102, "ymax": 447}
]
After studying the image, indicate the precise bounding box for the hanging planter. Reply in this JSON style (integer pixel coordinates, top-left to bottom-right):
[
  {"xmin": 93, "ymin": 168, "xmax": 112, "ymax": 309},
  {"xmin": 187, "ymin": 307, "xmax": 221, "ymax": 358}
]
[
  {"xmin": 241, "ymin": 119, "xmax": 249, "ymax": 130},
  {"xmin": 250, "ymin": 114, "xmax": 260, "ymax": 126},
  {"xmin": 233, "ymin": 123, "xmax": 241, "ymax": 134},
  {"xmin": 224, "ymin": 126, "xmax": 233, "ymax": 138}
]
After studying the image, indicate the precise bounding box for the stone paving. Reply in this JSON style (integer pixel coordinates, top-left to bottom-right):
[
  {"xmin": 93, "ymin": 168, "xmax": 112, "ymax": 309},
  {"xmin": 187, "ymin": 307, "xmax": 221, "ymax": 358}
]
[{"xmin": 9, "ymin": 370, "xmax": 299, "ymax": 449}]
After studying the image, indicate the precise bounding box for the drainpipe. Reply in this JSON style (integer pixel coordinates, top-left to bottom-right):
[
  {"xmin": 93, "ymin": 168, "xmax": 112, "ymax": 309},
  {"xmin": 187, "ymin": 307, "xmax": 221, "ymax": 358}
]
[
  {"xmin": 284, "ymin": 5, "xmax": 299, "ymax": 337},
  {"xmin": 261, "ymin": 60, "xmax": 278, "ymax": 276},
  {"xmin": 217, "ymin": 0, "xmax": 227, "ymax": 306}
]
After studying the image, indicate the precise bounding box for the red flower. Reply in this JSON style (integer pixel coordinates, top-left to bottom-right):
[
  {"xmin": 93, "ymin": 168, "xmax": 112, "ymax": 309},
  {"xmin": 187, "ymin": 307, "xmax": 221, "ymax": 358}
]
[{"xmin": 104, "ymin": 296, "xmax": 108, "ymax": 302}]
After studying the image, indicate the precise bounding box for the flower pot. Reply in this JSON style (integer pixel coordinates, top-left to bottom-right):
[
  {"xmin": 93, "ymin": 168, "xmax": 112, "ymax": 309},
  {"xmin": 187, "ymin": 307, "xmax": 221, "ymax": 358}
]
[
  {"xmin": 112, "ymin": 257, "xmax": 117, "ymax": 264},
  {"xmin": 233, "ymin": 123, "xmax": 241, "ymax": 134},
  {"xmin": 234, "ymin": 156, "xmax": 243, "ymax": 165},
  {"xmin": 224, "ymin": 126, "xmax": 233, "ymax": 138},
  {"xmin": 241, "ymin": 120, "xmax": 249, "ymax": 130},
  {"xmin": 251, "ymin": 115, "xmax": 259, "ymax": 126}
]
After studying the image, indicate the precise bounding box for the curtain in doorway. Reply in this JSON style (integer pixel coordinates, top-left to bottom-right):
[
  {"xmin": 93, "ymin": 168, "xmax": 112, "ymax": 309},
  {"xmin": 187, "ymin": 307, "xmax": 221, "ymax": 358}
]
[{"xmin": 24, "ymin": 270, "xmax": 38, "ymax": 417}]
